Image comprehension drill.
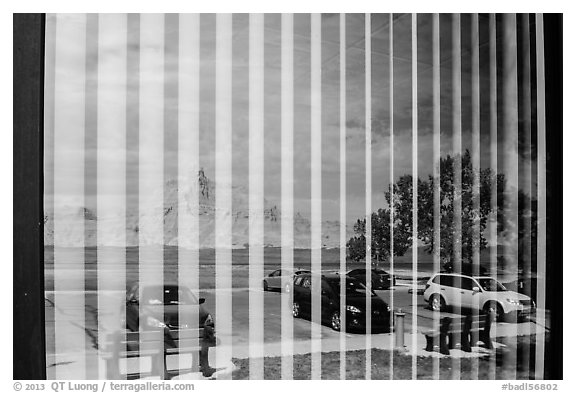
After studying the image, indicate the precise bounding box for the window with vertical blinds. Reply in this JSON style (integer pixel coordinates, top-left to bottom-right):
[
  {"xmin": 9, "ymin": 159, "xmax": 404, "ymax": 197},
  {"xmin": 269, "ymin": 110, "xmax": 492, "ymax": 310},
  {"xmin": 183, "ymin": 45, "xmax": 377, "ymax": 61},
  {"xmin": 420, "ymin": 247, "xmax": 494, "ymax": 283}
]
[{"xmin": 42, "ymin": 13, "xmax": 559, "ymax": 380}]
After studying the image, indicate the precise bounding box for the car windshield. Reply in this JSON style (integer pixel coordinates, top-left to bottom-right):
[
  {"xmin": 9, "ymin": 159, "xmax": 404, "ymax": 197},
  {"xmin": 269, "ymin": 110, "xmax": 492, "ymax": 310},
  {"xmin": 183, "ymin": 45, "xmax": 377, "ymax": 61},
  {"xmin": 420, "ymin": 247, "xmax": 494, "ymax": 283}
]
[
  {"xmin": 327, "ymin": 278, "xmax": 375, "ymax": 297},
  {"xmin": 476, "ymin": 278, "xmax": 508, "ymax": 292},
  {"xmin": 141, "ymin": 287, "xmax": 197, "ymax": 305}
]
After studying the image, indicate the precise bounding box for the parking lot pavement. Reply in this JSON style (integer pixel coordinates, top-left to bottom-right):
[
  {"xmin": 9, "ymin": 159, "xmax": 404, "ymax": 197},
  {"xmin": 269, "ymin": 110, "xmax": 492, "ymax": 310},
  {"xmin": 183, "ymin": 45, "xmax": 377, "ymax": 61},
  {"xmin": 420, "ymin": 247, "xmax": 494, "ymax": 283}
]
[
  {"xmin": 374, "ymin": 286, "xmax": 466, "ymax": 331},
  {"xmin": 44, "ymin": 286, "xmax": 548, "ymax": 378}
]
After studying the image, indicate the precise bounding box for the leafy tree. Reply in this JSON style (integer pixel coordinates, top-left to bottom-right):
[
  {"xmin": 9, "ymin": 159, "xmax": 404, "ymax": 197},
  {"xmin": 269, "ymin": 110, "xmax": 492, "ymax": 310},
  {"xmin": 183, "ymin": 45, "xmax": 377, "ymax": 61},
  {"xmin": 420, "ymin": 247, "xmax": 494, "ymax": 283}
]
[
  {"xmin": 416, "ymin": 151, "xmax": 503, "ymax": 264},
  {"xmin": 346, "ymin": 234, "xmax": 366, "ymax": 262},
  {"xmin": 347, "ymin": 150, "xmax": 533, "ymax": 268},
  {"xmin": 347, "ymin": 207, "xmax": 412, "ymax": 264}
]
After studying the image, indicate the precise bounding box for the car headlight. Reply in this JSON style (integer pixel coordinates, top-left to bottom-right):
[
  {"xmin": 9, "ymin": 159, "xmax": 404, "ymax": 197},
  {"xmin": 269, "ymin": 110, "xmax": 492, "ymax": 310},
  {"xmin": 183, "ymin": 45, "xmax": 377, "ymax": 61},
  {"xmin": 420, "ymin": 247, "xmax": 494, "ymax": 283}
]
[
  {"xmin": 506, "ymin": 299, "xmax": 522, "ymax": 306},
  {"xmin": 346, "ymin": 305, "xmax": 362, "ymax": 313},
  {"xmin": 146, "ymin": 316, "xmax": 167, "ymax": 328},
  {"xmin": 204, "ymin": 313, "xmax": 214, "ymax": 327}
]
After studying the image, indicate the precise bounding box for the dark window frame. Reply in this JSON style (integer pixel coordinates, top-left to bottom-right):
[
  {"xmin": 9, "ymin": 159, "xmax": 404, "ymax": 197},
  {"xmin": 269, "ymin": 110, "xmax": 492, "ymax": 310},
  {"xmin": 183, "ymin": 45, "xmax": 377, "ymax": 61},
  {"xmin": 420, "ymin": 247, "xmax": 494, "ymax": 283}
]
[
  {"xmin": 14, "ymin": 13, "xmax": 46, "ymax": 380},
  {"xmin": 12, "ymin": 12, "xmax": 562, "ymax": 380}
]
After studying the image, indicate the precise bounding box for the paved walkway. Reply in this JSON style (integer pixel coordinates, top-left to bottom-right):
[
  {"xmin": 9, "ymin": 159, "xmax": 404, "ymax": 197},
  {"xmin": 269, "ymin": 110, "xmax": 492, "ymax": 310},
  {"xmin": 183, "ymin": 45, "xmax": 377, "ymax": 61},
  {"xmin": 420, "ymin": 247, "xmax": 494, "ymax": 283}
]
[
  {"xmin": 47, "ymin": 317, "xmax": 546, "ymax": 379},
  {"xmin": 228, "ymin": 317, "xmax": 546, "ymax": 359}
]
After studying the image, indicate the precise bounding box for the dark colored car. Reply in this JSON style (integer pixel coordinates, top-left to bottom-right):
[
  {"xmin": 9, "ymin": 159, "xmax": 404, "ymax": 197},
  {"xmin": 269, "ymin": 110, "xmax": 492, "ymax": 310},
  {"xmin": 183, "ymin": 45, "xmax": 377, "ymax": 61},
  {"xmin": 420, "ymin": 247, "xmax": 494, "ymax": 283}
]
[
  {"xmin": 346, "ymin": 268, "xmax": 396, "ymax": 290},
  {"xmin": 124, "ymin": 282, "xmax": 217, "ymax": 377},
  {"xmin": 125, "ymin": 283, "xmax": 214, "ymax": 333},
  {"xmin": 292, "ymin": 273, "xmax": 393, "ymax": 333}
]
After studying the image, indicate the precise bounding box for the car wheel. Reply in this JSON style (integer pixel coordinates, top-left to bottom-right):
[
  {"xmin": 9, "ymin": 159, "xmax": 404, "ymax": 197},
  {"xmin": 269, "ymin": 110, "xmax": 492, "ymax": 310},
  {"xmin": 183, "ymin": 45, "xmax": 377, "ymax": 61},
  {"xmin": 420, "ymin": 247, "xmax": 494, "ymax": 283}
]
[
  {"xmin": 484, "ymin": 302, "xmax": 504, "ymax": 322},
  {"xmin": 292, "ymin": 302, "xmax": 301, "ymax": 318},
  {"xmin": 330, "ymin": 310, "xmax": 341, "ymax": 331},
  {"xmin": 429, "ymin": 294, "xmax": 445, "ymax": 312},
  {"xmin": 263, "ymin": 280, "xmax": 269, "ymax": 291}
]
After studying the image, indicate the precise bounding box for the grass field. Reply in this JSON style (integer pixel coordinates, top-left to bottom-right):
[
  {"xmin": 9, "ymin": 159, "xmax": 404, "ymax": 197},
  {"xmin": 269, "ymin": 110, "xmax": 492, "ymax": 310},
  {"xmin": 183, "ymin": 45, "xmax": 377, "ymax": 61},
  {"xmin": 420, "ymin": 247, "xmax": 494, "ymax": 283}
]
[
  {"xmin": 43, "ymin": 245, "xmax": 538, "ymax": 291},
  {"xmin": 231, "ymin": 334, "xmax": 549, "ymax": 380}
]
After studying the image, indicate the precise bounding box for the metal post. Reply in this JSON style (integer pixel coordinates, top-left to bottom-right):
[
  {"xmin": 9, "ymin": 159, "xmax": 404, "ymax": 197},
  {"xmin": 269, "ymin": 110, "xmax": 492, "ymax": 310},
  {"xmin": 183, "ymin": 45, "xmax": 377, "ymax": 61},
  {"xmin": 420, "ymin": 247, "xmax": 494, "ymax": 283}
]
[{"xmin": 395, "ymin": 309, "xmax": 406, "ymax": 349}]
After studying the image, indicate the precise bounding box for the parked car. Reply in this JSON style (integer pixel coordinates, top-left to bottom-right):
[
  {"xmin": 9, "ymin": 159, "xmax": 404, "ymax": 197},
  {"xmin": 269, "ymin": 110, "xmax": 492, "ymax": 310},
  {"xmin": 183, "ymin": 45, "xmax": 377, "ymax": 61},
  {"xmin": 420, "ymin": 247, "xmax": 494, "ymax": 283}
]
[
  {"xmin": 125, "ymin": 282, "xmax": 214, "ymax": 331},
  {"xmin": 346, "ymin": 268, "xmax": 396, "ymax": 290},
  {"xmin": 292, "ymin": 273, "xmax": 393, "ymax": 332},
  {"xmin": 423, "ymin": 273, "xmax": 535, "ymax": 322},
  {"xmin": 263, "ymin": 268, "xmax": 311, "ymax": 292},
  {"xmin": 124, "ymin": 282, "xmax": 217, "ymax": 376}
]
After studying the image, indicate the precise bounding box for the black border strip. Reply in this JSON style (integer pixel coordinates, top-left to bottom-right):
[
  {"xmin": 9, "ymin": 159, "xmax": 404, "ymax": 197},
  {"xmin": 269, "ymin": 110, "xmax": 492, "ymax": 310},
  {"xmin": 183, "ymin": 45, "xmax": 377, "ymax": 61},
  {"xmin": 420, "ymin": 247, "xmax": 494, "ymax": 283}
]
[
  {"xmin": 13, "ymin": 13, "xmax": 47, "ymax": 380},
  {"xmin": 543, "ymin": 13, "xmax": 562, "ymax": 381}
]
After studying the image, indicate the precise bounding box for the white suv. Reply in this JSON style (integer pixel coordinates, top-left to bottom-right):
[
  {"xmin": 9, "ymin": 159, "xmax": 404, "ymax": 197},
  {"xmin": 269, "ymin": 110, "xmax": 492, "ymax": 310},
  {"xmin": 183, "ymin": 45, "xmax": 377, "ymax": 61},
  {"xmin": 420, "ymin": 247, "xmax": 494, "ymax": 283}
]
[{"xmin": 423, "ymin": 273, "xmax": 535, "ymax": 321}]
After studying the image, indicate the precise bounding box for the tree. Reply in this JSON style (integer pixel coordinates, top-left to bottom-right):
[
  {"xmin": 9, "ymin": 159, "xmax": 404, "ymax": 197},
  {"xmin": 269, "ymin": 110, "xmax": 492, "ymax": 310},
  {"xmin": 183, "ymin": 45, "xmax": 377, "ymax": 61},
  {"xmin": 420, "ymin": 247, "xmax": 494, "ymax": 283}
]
[
  {"xmin": 347, "ymin": 150, "xmax": 533, "ymax": 268},
  {"xmin": 347, "ymin": 207, "xmax": 412, "ymax": 264},
  {"xmin": 346, "ymin": 234, "xmax": 366, "ymax": 262},
  {"xmin": 415, "ymin": 151, "xmax": 501, "ymax": 264}
]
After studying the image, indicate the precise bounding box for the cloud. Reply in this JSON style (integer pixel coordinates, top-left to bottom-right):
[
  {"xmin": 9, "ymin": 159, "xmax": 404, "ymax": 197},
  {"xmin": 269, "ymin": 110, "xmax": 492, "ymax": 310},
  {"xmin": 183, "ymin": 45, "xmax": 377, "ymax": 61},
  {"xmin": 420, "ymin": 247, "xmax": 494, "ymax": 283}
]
[{"xmin": 45, "ymin": 14, "xmax": 533, "ymax": 223}]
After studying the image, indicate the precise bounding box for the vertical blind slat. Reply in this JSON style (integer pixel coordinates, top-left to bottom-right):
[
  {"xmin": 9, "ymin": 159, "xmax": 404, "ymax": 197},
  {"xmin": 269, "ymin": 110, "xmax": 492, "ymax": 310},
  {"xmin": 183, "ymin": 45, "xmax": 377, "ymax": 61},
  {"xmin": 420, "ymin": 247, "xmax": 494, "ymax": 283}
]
[
  {"xmin": 43, "ymin": 14, "xmax": 57, "ymax": 378},
  {"xmin": 470, "ymin": 13, "xmax": 481, "ymax": 381},
  {"xmin": 248, "ymin": 12, "xmax": 265, "ymax": 380},
  {"xmin": 521, "ymin": 13, "xmax": 534, "ymax": 376},
  {"xmin": 214, "ymin": 13, "xmax": 233, "ymax": 380},
  {"xmin": 364, "ymin": 12, "xmax": 372, "ymax": 380},
  {"xmin": 280, "ymin": 12, "xmax": 295, "ymax": 381},
  {"xmin": 488, "ymin": 13, "xmax": 498, "ymax": 380},
  {"xmin": 535, "ymin": 13, "xmax": 547, "ymax": 380},
  {"xmin": 310, "ymin": 13, "xmax": 322, "ymax": 380},
  {"xmin": 388, "ymin": 13, "xmax": 395, "ymax": 380},
  {"xmin": 503, "ymin": 13, "xmax": 519, "ymax": 378},
  {"xmin": 432, "ymin": 12, "xmax": 441, "ymax": 381},
  {"xmin": 96, "ymin": 12, "xmax": 127, "ymax": 380},
  {"xmin": 471, "ymin": 14, "xmax": 481, "ymax": 276},
  {"xmin": 53, "ymin": 13, "xmax": 87, "ymax": 380},
  {"xmin": 411, "ymin": 13, "xmax": 418, "ymax": 381},
  {"xmin": 138, "ymin": 12, "xmax": 165, "ymax": 378},
  {"xmin": 451, "ymin": 13, "xmax": 462, "ymax": 380},
  {"xmin": 178, "ymin": 12, "xmax": 201, "ymax": 378},
  {"xmin": 339, "ymin": 12, "xmax": 347, "ymax": 381}
]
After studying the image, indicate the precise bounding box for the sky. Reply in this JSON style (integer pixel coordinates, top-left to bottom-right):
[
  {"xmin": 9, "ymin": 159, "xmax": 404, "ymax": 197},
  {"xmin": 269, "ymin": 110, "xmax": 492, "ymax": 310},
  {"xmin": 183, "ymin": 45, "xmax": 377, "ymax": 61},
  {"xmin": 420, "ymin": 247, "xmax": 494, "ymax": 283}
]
[{"xmin": 44, "ymin": 13, "xmax": 534, "ymax": 222}]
